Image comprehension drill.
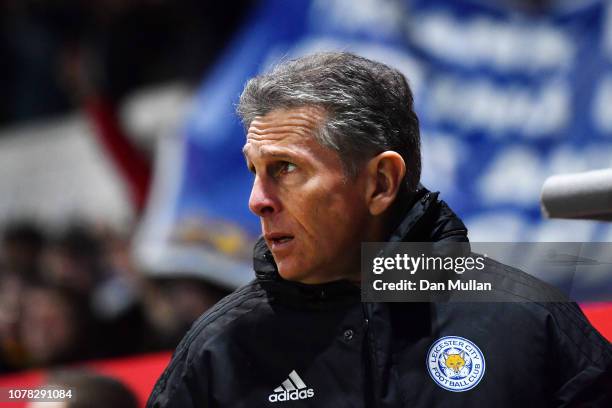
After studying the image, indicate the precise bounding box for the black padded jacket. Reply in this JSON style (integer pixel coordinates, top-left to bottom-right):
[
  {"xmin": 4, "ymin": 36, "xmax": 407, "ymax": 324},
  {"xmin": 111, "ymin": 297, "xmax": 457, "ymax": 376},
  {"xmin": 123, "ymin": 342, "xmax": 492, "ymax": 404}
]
[{"xmin": 147, "ymin": 189, "xmax": 612, "ymax": 407}]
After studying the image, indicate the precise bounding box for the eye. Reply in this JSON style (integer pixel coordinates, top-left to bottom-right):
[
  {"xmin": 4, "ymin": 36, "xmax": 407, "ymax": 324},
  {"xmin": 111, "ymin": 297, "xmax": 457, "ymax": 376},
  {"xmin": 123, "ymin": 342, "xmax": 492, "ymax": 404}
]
[
  {"xmin": 274, "ymin": 161, "xmax": 297, "ymax": 177},
  {"xmin": 282, "ymin": 162, "xmax": 297, "ymax": 173}
]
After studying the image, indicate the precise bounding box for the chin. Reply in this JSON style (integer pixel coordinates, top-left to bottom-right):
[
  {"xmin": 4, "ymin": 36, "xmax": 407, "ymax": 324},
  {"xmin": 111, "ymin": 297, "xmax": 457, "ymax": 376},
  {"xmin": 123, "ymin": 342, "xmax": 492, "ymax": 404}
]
[
  {"xmin": 277, "ymin": 266, "xmax": 303, "ymax": 282},
  {"xmin": 276, "ymin": 260, "xmax": 310, "ymax": 282}
]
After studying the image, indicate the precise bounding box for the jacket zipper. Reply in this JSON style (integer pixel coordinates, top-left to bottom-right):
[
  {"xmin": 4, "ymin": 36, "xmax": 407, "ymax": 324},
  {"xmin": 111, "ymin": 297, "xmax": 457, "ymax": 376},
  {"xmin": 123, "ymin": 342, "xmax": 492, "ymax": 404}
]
[{"xmin": 362, "ymin": 302, "xmax": 380, "ymax": 408}]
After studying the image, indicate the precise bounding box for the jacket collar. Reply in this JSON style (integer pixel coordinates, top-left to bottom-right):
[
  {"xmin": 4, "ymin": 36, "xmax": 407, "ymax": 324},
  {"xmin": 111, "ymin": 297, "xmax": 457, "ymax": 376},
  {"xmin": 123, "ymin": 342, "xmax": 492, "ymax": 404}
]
[{"xmin": 252, "ymin": 186, "xmax": 468, "ymax": 304}]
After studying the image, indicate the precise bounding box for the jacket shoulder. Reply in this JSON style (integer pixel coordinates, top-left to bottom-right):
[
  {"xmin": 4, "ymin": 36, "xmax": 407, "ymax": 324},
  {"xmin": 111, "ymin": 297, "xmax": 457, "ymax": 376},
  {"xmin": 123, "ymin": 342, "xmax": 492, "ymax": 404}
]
[
  {"xmin": 181, "ymin": 280, "xmax": 268, "ymax": 346},
  {"xmin": 147, "ymin": 281, "xmax": 269, "ymax": 407},
  {"xmin": 480, "ymin": 257, "xmax": 612, "ymax": 366},
  {"xmin": 479, "ymin": 256, "xmax": 569, "ymax": 301}
]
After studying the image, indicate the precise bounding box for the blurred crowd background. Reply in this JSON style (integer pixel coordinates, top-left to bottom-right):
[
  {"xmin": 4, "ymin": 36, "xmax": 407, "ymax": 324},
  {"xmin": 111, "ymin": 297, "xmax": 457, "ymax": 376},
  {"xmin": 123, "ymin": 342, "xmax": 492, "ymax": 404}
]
[
  {"xmin": 0, "ymin": 0, "xmax": 253, "ymax": 374},
  {"xmin": 0, "ymin": 220, "xmax": 229, "ymax": 373},
  {"xmin": 0, "ymin": 0, "xmax": 252, "ymax": 126},
  {"xmin": 1, "ymin": 0, "xmax": 612, "ymax": 405}
]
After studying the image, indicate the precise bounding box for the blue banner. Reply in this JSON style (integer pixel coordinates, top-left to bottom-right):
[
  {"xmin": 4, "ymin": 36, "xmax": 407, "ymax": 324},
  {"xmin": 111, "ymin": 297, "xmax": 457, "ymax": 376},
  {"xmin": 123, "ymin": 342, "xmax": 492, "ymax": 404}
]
[{"xmin": 136, "ymin": 0, "xmax": 612, "ymax": 295}]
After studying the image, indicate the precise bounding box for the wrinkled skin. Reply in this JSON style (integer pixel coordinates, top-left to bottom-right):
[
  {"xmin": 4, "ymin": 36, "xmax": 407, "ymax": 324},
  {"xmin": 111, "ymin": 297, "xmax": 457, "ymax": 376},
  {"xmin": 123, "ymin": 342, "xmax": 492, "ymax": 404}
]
[{"xmin": 243, "ymin": 107, "xmax": 371, "ymax": 284}]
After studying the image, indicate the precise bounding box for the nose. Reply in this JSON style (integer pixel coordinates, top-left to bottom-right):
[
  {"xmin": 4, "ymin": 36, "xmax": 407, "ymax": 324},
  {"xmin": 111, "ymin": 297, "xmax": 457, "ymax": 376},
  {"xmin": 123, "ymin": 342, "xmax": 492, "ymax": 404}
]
[{"xmin": 248, "ymin": 176, "xmax": 278, "ymax": 217}]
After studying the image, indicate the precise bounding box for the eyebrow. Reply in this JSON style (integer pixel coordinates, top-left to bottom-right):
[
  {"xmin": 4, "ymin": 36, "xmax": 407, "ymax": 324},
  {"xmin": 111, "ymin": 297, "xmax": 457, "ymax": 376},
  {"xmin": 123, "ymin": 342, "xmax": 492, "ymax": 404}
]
[{"xmin": 241, "ymin": 145, "xmax": 296, "ymax": 161}]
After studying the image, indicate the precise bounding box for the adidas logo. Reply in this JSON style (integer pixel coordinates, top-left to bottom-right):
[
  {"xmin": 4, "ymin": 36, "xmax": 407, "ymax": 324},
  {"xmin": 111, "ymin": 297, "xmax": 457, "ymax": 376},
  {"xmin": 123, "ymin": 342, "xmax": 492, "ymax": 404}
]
[{"xmin": 268, "ymin": 370, "xmax": 315, "ymax": 403}]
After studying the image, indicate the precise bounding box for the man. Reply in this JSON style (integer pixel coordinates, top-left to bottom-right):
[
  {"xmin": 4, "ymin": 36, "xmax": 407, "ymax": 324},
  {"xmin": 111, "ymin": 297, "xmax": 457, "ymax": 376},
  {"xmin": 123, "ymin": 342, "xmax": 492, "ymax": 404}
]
[{"xmin": 147, "ymin": 53, "xmax": 612, "ymax": 407}]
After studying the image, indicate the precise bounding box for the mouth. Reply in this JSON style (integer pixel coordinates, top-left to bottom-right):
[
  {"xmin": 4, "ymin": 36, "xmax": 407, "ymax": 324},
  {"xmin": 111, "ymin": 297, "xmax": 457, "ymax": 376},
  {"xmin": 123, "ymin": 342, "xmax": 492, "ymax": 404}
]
[{"xmin": 265, "ymin": 233, "xmax": 295, "ymax": 250}]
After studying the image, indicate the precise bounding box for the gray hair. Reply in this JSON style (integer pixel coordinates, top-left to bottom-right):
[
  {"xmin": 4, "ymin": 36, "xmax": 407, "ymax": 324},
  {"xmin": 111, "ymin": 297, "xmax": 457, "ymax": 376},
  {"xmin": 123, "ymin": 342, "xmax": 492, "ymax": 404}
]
[{"xmin": 237, "ymin": 52, "xmax": 421, "ymax": 192}]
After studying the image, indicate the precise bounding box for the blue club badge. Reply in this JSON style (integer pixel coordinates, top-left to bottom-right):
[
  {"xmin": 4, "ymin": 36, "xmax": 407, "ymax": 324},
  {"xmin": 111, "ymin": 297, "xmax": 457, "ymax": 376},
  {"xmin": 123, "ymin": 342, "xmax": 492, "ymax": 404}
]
[{"xmin": 426, "ymin": 336, "xmax": 486, "ymax": 392}]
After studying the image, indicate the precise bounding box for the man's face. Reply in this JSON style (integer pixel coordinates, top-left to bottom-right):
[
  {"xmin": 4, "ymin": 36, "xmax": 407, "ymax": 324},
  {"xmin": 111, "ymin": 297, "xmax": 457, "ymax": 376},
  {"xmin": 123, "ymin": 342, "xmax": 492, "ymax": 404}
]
[{"xmin": 243, "ymin": 107, "xmax": 370, "ymax": 284}]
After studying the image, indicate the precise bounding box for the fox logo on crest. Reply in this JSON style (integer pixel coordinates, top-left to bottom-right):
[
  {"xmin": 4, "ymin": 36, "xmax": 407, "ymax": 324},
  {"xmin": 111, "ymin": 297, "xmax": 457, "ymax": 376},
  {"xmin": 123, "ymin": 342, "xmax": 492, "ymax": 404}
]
[
  {"xmin": 427, "ymin": 336, "xmax": 486, "ymax": 392},
  {"xmin": 443, "ymin": 351, "xmax": 466, "ymax": 373}
]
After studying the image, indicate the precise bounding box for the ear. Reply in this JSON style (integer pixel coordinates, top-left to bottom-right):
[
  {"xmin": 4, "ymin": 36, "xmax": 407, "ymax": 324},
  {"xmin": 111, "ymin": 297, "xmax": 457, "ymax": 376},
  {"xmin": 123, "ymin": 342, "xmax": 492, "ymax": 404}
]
[{"xmin": 364, "ymin": 151, "xmax": 406, "ymax": 216}]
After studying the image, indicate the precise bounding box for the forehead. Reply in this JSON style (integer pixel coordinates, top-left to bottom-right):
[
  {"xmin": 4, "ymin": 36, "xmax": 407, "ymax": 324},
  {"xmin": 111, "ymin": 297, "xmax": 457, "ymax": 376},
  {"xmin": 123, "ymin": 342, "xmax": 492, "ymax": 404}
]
[{"xmin": 243, "ymin": 106, "xmax": 327, "ymax": 157}]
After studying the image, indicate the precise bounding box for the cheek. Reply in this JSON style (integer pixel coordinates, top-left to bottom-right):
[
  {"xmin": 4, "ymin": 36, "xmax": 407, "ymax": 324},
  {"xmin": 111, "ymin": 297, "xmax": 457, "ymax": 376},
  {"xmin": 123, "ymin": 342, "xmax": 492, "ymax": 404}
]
[
  {"xmin": 284, "ymin": 176, "xmax": 365, "ymax": 245},
  {"xmin": 313, "ymin": 190, "xmax": 365, "ymax": 244}
]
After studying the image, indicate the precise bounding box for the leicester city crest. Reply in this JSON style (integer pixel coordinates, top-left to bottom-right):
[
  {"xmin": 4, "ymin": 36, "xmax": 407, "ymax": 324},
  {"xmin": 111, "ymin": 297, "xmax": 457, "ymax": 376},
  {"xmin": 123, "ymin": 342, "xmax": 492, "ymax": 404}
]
[{"xmin": 426, "ymin": 336, "xmax": 485, "ymax": 392}]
